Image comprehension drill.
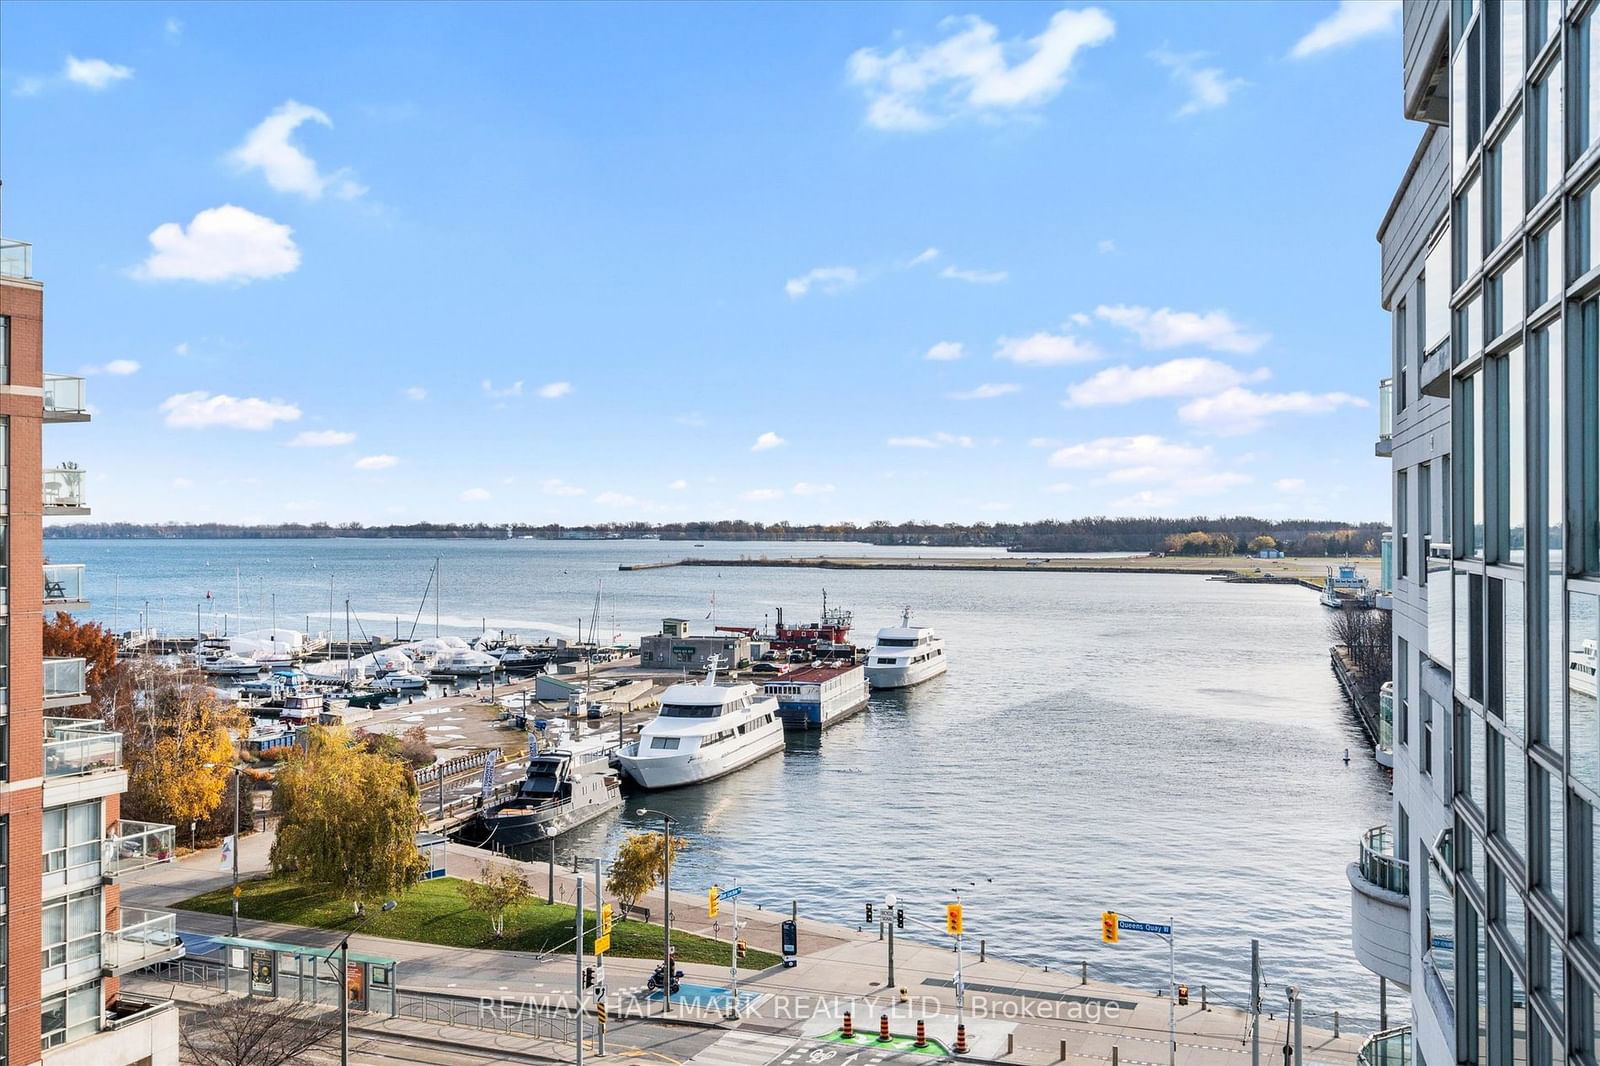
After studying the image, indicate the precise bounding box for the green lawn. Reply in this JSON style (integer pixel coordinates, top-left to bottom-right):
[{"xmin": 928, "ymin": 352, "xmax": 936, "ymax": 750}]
[{"xmin": 176, "ymin": 875, "xmax": 782, "ymax": 968}]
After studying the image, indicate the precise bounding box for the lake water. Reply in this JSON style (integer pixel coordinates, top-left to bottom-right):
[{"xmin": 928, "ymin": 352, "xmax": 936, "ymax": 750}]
[{"xmin": 61, "ymin": 537, "xmax": 1390, "ymax": 1024}]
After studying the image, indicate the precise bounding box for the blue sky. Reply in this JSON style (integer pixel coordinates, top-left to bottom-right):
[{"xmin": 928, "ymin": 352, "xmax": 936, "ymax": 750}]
[{"xmin": 1, "ymin": 0, "xmax": 1411, "ymax": 526}]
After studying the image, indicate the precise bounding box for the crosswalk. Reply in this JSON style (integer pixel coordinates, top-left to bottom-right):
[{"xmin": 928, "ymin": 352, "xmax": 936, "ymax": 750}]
[{"xmin": 687, "ymin": 1030, "xmax": 796, "ymax": 1066}]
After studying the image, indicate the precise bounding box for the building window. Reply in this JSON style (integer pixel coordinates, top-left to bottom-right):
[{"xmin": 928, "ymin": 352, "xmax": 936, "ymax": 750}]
[
  {"xmin": 1574, "ymin": 10, "xmax": 1598, "ymax": 165},
  {"xmin": 1459, "ymin": 372, "xmax": 1485, "ymax": 556},
  {"xmin": 1485, "ymin": 138, "xmax": 1503, "ymax": 252},
  {"xmin": 1397, "ymin": 298, "xmax": 1410, "ymax": 413},
  {"xmin": 0, "ymin": 317, "xmax": 7, "ymax": 388},
  {"xmin": 1424, "ymin": 697, "xmax": 1437, "ymax": 776},
  {"xmin": 42, "ymin": 800, "xmax": 102, "ymax": 894},
  {"xmin": 1399, "ymin": 468, "xmax": 1411, "ymax": 579},
  {"xmin": 1533, "ymin": 764, "xmax": 1562, "ymax": 904},
  {"xmin": 39, "ymin": 979, "xmax": 99, "ymax": 1050},
  {"xmin": 1579, "ymin": 297, "xmax": 1600, "ymax": 572},
  {"xmin": 1574, "ymin": 182, "xmax": 1596, "ymax": 278},
  {"xmin": 1571, "ymin": 591, "xmax": 1600, "ymax": 795},
  {"xmin": 41, "ymin": 888, "xmax": 102, "ymax": 989},
  {"xmin": 1528, "ymin": 0, "xmax": 1550, "ymax": 56},
  {"xmin": 1399, "ymin": 637, "xmax": 1411, "ymax": 747},
  {"xmin": 1530, "ymin": 223, "xmax": 1559, "ymax": 308},
  {"xmin": 1428, "ymin": 844, "xmax": 1457, "ymax": 1005},
  {"xmin": 1458, "ymin": 573, "xmax": 1485, "ymax": 701},
  {"xmin": 1494, "ymin": 345, "xmax": 1527, "ymax": 563}
]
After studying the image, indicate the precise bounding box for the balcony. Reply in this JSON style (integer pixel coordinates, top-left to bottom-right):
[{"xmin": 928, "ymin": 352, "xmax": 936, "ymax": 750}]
[
  {"xmin": 43, "ymin": 716, "xmax": 120, "ymax": 779},
  {"xmin": 1426, "ymin": 541, "xmax": 1452, "ymax": 661},
  {"xmin": 1377, "ymin": 682, "xmax": 1395, "ymax": 769},
  {"xmin": 42, "ymin": 994, "xmax": 179, "ymax": 1066},
  {"xmin": 44, "ymin": 657, "xmax": 88, "ymax": 709},
  {"xmin": 1419, "ymin": 339, "xmax": 1450, "ymax": 398},
  {"xmin": 1375, "ymin": 377, "xmax": 1394, "ymax": 458},
  {"xmin": 1357, "ymin": 1026, "xmax": 1412, "ymax": 1066},
  {"xmin": 0, "ymin": 239, "xmax": 31, "ymax": 281},
  {"xmin": 44, "ymin": 564, "xmax": 87, "ymax": 610},
  {"xmin": 1349, "ymin": 825, "xmax": 1412, "ymax": 989},
  {"xmin": 104, "ymin": 821, "xmax": 176, "ymax": 877},
  {"xmin": 102, "ymin": 908, "xmax": 184, "ymax": 975},
  {"xmin": 43, "ymin": 375, "xmax": 89, "ymax": 423},
  {"xmin": 43, "ymin": 465, "xmax": 88, "ymax": 514}
]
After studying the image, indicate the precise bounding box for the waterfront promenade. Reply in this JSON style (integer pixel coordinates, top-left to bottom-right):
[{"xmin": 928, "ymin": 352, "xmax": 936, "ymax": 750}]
[{"xmin": 120, "ymin": 838, "xmax": 1366, "ymax": 1066}]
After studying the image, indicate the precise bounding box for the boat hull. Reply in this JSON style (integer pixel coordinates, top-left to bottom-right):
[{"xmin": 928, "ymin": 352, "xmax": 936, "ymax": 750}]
[
  {"xmin": 776, "ymin": 693, "xmax": 869, "ymax": 730},
  {"xmin": 457, "ymin": 791, "xmax": 622, "ymax": 848},
  {"xmin": 865, "ymin": 658, "xmax": 948, "ymax": 690},
  {"xmin": 617, "ymin": 726, "xmax": 786, "ymax": 790}
]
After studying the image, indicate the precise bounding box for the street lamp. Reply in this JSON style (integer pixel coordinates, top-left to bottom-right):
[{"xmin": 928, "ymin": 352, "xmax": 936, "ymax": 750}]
[
  {"xmin": 545, "ymin": 825, "xmax": 558, "ymax": 905},
  {"xmin": 320, "ymin": 899, "xmax": 396, "ymax": 1066},
  {"xmin": 636, "ymin": 807, "xmax": 677, "ymax": 1014},
  {"xmin": 884, "ymin": 892, "xmax": 898, "ymax": 986}
]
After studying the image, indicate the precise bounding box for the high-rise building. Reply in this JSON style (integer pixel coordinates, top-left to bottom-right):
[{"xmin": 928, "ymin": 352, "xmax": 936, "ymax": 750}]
[
  {"xmin": 0, "ymin": 239, "xmax": 180, "ymax": 1065},
  {"xmin": 1362, "ymin": 1, "xmax": 1600, "ymax": 1062}
]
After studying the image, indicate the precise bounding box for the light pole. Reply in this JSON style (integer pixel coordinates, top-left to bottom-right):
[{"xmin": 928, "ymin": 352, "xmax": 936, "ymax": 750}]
[
  {"xmin": 885, "ymin": 892, "xmax": 897, "ymax": 987},
  {"xmin": 546, "ymin": 826, "xmax": 558, "ymax": 904},
  {"xmin": 636, "ymin": 808, "xmax": 677, "ymax": 1014},
  {"xmin": 231, "ymin": 767, "xmax": 241, "ymax": 935},
  {"xmin": 320, "ymin": 899, "xmax": 396, "ymax": 1066}
]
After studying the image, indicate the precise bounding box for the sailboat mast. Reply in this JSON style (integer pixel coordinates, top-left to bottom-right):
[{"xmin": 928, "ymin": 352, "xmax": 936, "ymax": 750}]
[{"xmin": 435, "ymin": 555, "xmax": 441, "ymax": 638}]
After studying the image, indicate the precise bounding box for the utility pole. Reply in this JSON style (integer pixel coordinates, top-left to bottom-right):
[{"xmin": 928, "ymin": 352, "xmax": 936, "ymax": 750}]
[
  {"xmin": 1167, "ymin": 917, "xmax": 1175, "ymax": 1066},
  {"xmin": 1293, "ymin": 993, "xmax": 1302, "ymax": 1064},
  {"xmin": 339, "ymin": 938, "xmax": 350, "ymax": 1066},
  {"xmin": 1251, "ymin": 939, "xmax": 1260, "ymax": 1066},
  {"xmin": 885, "ymin": 892, "xmax": 897, "ymax": 986},
  {"xmin": 231, "ymin": 767, "xmax": 241, "ymax": 935},
  {"xmin": 575, "ymin": 875, "xmax": 585, "ymax": 1066},
  {"xmin": 593, "ymin": 856, "xmax": 607, "ymax": 1056}
]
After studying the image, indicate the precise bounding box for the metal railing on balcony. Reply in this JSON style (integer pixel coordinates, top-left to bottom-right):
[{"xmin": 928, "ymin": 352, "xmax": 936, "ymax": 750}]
[
  {"xmin": 43, "ymin": 465, "xmax": 87, "ymax": 510},
  {"xmin": 43, "ymin": 374, "xmax": 88, "ymax": 419},
  {"xmin": 103, "ymin": 909, "xmax": 182, "ymax": 972},
  {"xmin": 0, "ymin": 239, "xmax": 31, "ymax": 280},
  {"xmin": 43, "ymin": 716, "xmax": 121, "ymax": 779},
  {"xmin": 1378, "ymin": 376, "xmax": 1394, "ymax": 441},
  {"xmin": 45, "ymin": 657, "xmax": 87, "ymax": 702},
  {"xmin": 1357, "ymin": 1026, "xmax": 1412, "ymax": 1066},
  {"xmin": 1359, "ymin": 824, "xmax": 1410, "ymax": 896},
  {"xmin": 1378, "ymin": 682, "xmax": 1395, "ymax": 752},
  {"xmin": 104, "ymin": 821, "xmax": 176, "ymax": 877},
  {"xmin": 44, "ymin": 563, "xmax": 85, "ymax": 606}
]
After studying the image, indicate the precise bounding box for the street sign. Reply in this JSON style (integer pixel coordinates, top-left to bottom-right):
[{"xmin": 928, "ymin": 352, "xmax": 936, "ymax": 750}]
[
  {"xmin": 1101, "ymin": 912, "xmax": 1118, "ymax": 943},
  {"xmin": 595, "ymin": 1001, "xmax": 608, "ymax": 1027},
  {"xmin": 1118, "ymin": 919, "xmax": 1173, "ymax": 936},
  {"xmin": 600, "ymin": 903, "xmax": 613, "ymax": 936},
  {"xmin": 708, "ymin": 886, "xmax": 719, "ymax": 919},
  {"xmin": 720, "ymin": 886, "xmax": 744, "ymax": 900},
  {"xmin": 594, "ymin": 933, "xmax": 611, "ymax": 956},
  {"xmin": 945, "ymin": 903, "xmax": 963, "ymax": 935}
]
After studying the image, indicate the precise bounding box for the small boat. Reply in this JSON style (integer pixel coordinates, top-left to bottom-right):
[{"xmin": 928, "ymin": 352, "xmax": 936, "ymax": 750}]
[
  {"xmin": 495, "ymin": 647, "xmax": 549, "ymax": 674},
  {"xmin": 238, "ymin": 677, "xmax": 285, "ymax": 699},
  {"xmin": 1572, "ymin": 639, "xmax": 1598, "ymax": 699},
  {"xmin": 372, "ymin": 671, "xmax": 429, "ymax": 693},
  {"xmin": 863, "ymin": 608, "xmax": 948, "ymax": 689},
  {"xmin": 1321, "ymin": 563, "xmax": 1373, "ymax": 608},
  {"xmin": 766, "ymin": 661, "xmax": 869, "ymax": 730},
  {"xmin": 456, "ymin": 747, "xmax": 623, "ymax": 847},
  {"xmin": 616, "ymin": 656, "xmax": 786, "ymax": 790},
  {"xmin": 436, "ymin": 649, "xmax": 498, "ymax": 677},
  {"xmin": 343, "ymin": 690, "xmax": 388, "ymax": 710},
  {"xmin": 203, "ymin": 654, "xmax": 264, "ymax": 678}
]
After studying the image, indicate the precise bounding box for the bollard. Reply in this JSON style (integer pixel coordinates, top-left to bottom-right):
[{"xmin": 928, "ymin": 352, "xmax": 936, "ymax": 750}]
[
  {"xmin": 1111, "ymin": 1047, "xmax": 1118, "ymax": 1066},
  {"xmin": 1007, "ymin": 1034, "xmax": 1014, "ymax": 1057},
  {"xmin": 1081, "ymin": 960, "xmax": 1088, "ymax": 985},
  {"xmin": 1058, "ymin": 1040, "xmax": 1066, "ymax": 1062},
  {"xmin": 1333, "ymin": 1011, "xmax": 1340, "ymax": 1038},
  {"xmin": 842, "ymin": 1012, "xmax": 853, "ymax": 1039},
  {"xmin": 879, "ymin": 1014, "xmax": 891, "ymax": 1043},
  {"xmin": 916, "ymin": 1020, "xmax": 928, "ymax": 1049},
  {"xmin": 955, "ymin": 1024, "xmax": 969, "ymax": 1056},
  {"xmin": 899, "ymin": 987, "xmax": 909, "ymax": 1004},
  {"xmin": 980, "ymin": 939, "xmax": 986, "ymax": 962},
  {"xmin": 1282, "ymin": 1044, "xmax": 1292, "ymax": 1065},
  {"xmin": 1201, "ymin": 984, "xmax": 1208, "ymax": 1011}
]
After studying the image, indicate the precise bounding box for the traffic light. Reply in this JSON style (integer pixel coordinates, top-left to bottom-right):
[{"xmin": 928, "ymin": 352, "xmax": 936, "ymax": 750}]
[
  {"xmin": 737, "ymin": 940, "xmax": 747, "ymax": 960},
  {"xmin": 866, "ymin": 902, "xmax": 874, "ymax": 922},
  {"xmin": 1101, "ymin": 911, "xmax": 1119, "ymax": 944},
  {"xmin": 583, "ymin": 966, "xmax": 595, "ymax": 988},
  {"xmin": 601, "ymin": 903, "xmax": 613, "ymax": 937},
  {"xmin": 945, "ymin": 903, "xmax": 963, "ymax": 936},
  {"xmin": 1177, "ymin": 984, "xmax": 1189, "ymax": 1006},
  {"xmin": 708, "ymin": 886, "xmax": 720, "ymax": 920},
  {"xmin": 896, "ymin": 908, "xmax": 904, "ymax": 929}
]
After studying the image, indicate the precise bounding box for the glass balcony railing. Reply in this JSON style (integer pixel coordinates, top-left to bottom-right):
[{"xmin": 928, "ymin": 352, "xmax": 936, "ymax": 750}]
[
  {"xmin": 43, "ymin": 466, "xmax": 87, "ymax": 510},
  {"xmin": 43, "ymin": 375, "xmax": 87, "ymax": 418},
  {"xmin": 43, "ymin": 716, "xmax": 121, "ymax": 779},
  {"xmin": 1379, "ymin": 682, "xmax": 1395, "ymax": 752},
  {"xmin": 1426, "ymin": 541, "xmax": 1452, "ymax": 659},
  {"xmin": 104, "ymin": 821, "xmax": 176, "ymax": 876},
  {"xmin": 44, "ymin": 564, "xmax": 85, "ymax": 605},
  {"xmin": 1358, "ymin": 824, "xmax": 1410, "ymax": 896},
  {"xmin": 103, "ymin": 909, "xmax": 182, "ymax": 971},
  {"xmin": 1378, "ymin": 376, "xmax": 1394, "ymax": 442},
  {"xmin": 0, "ymin": 239, "xmax": 31, "ymax": 280},
  {"xmin": 44, "ymin": 657, "xmax": 87, "ymax": 702},
  {"xmin": 1357, "ymin": 1026, "xmax": 1412, "ymax": 1066}
]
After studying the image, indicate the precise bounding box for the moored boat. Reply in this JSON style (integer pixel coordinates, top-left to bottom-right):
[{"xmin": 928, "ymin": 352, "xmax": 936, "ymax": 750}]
[
  {"xmin": 616, "ymin": 656, "xmax": 784, "ymax": 789},
  {"xmin": 456, "ymin": 746, "xmax": 622, "ymax": 847},
  {"xmin": 765, "ymin": 661, "xmax": 868, "ymax": 730},
  {"xmin": 863, "ymin": 608, "xmax": 948, "ymax": 689}
]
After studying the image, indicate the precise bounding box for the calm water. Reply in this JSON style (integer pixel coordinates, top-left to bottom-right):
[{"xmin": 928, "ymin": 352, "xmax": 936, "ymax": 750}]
[{"xmin": 64, "ymin": 538, "xmax": 1390, "ymax": 1023}]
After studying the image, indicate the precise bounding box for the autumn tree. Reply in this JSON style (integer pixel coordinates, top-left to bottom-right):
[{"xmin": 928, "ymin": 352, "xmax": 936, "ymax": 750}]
[
  {"xmin": 461, "ymin": 861, "xmax": 534, "ymax": 937},
  {"xmin": 43, "ymin": 611, "xmax": 125, "ymax": 716},
  {"xmin": 271, "ymin": 726, "xmax": 428, "ymax": 910},
  {"xmin": 1247, "ymin": 535, "xmax": 1277, "ymax": 553},
  {"xmin": 119, "ymin": 664, "xmax": 243, "ymax": 829},
  {"xmin": 606, "ymin": 831, "xmax": 689, "ymax": 919}
]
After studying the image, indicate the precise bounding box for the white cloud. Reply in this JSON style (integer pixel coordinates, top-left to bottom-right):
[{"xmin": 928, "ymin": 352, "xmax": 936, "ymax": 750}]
[
  {"xmin": 543, "ymin": 479, "xmax": 586, "ymax": 497},
  {"xmin": 676, "ymin": 412, "xmax": 707, "ymax": 427},
  {"xmin": 1096, "ymin": 239, "xmax": 1116, "ymax": 254},
  {"xmin": 14, "ymin": 76, "xmax": 46, "ymax": 97},
  {"xmin": 751, "ymin": 431, "xmax": 787, "ymax": 452},
  {"xmin": 792, "ymin": 481, "xmax": 837, "ymax": 496},
  {"xmin": 171, "ymin": 476, "xmax": 194, "ymax": 491},
  {"xmin": 404, "ymin": 386, "xmax": 427, "ymax": 401},
  {"xmin": 926, "ymin": 341, "xmax": 966, "ymax": 362},
  {"xmin": 1152, "ymin": 49, "xmax": 1246, "ymax": 117},
  {"xmin": 847, "ymin": 8, "xmax": 1116, "ymax": 130},
  {"xmin": 354, "ymin": 454, "xmax": 399, "ymax": 471},
  {"xmin": 133, "ymin": 205, "xmax": 300, "ymax": 284},
  {"xmin": 785, "ymin": 266, "xmax": 859, "ymax": 298},
  {"xmin": 161, "ymin": 391, "xmax": 301, "ymax": 431},
  {"xmin": 287, "ymin": 429, "xmax": 355, "ymax": 447},
  {"xmin": 537, "ymin": 381, "xmax": 573, "ymax": 399},
  {"xmin": 1064, "ymin": 358, "xmax": 1269, "ymax": 406},
  {"xmin": 1275, "ymin": 477, "xmax": 1307, "ymax": 493},
  {"xmin": 1290, "ymin": 0, "xmax": 1401, "ymax": 59},
  {"xmin": 164, "ymin": 17, "xmax": 184, "ymax": 41},
  {"xmin": 64, "ymin": 55, "xmax": 133, "ymax": 90},
  {"xmin": 949, "ymin": 383, "xmax": 1021, "ymax": 400},
  {"xmin": 740, "ymin": 488, "xmax": 784, "ymax": 502},
  {"xmin": 174, "ymin": 342, "xmax": 191, "ymax": 357},
  {"xmin": 481, "ymin": 379, "xmax": 524, "ymax": 398},
  {"xmin": 227, "ymin": 100, "xmax": 366, "ymax": 200},
  {"xmin": 1028, "ymin": 436, "xmax": 1062, "ymax": 448},
  {"xmin": 907, "ymin": 247, "xmax": 940, "ymax": 267},
  {"xmin": 940, "ymin": 265, "xmax": 1008, "ymax": 284},
  {"xmin": 593, "ymin": 491, "xmax": 641, "ymax": 508},
  {"xmin": 1045, "ymin": 482, "xmax": 1074, "ymax": 493},
  {"xmin": 667, "ymin": 479, "xmax": 689, "ymax": 491},
  {"xmin": 995, "ymin": 330, "xmax": 1100, "ymax": 365},
  {"xmin": 1048, "ymin": 434, "xmax": 1209, "ymax": 474},
  {"xmin": 1094, "ymin": 304, "xmax": 1268, "ymax": 353},
  {"xmin": 887, "ymin": 431, "xmax": 974, "ymax": 449},
  {"xmin": 1178, "ymin": 387, "xmax": 1367, "ymax": 435},
  {"xmin": 460, "ymin": 487, "xmax": 492, "ymax": 502},
  {"xmin": 80, "ymin": 359, "xmax": 140, "ymax": 376}
]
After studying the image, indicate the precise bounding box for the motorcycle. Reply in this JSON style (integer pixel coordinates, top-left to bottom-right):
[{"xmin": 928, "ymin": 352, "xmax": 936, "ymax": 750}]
[{"xmin": 646, "ymin": 964, "xmax": 685, "ymax": 995}]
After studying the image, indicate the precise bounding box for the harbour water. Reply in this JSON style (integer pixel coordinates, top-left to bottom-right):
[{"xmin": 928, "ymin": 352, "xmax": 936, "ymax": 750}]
[{"xmin": 65, "ymin": 537, "xmax": 1390, "ymax": 1024}]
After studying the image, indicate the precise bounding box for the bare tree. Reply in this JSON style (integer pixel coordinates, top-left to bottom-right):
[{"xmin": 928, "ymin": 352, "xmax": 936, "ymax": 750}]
[
  {"xmin": 180, "ymin": 995, "xmax": 340, "ymax": 1066},
  {"xmin": 1329, "ymin": 604, "xmax": 1393, "ymax": 697}
]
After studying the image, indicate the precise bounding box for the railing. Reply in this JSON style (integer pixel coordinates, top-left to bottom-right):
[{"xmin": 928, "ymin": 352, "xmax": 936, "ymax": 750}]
[
  {"xmin": 1358, "ymin": 825, "xmax": 1410, "ymax": 896},
  {"xmin": 1378, "ymin": 376, "xmax": 1393, "ymax": 441},
  {"xmin": 43, "ymin": 716, "xmax": 121, "ymax": 779},
  {"xmin": 43, "ymin": 466, "xmax": 87, "ymax": 510},
  {"xmin": 103, "ymin": 909, "xmax": 181, "ymax": 970},
  {"xmin": 43, "ymin": 374, "xmax": 87, "ymax": 417},
  {"xmin": 1378, "ymin": 683, "xmax": 1394, "ymax": 751},
  {"xmin": 1357, "ymin": 1026, "xmax": 1412, "ymax": 1066},
  {"xmin": 45, "ymin": 657, "xmax": 87, "ymax": 701},
  {"xmin": 143, "ymin": 956, "xmax": 229, "ymax": 992},
  {"xmin": 395, "ymin": 989, "xmax": 573, "ymax": 1041},
  {"xmin": 1426, "ymin": 541, "xmax": 1452, "ymax": 659},
  {"xmin": 0, "ymin": 239, "xmax": 31, "ymax": 280},
  {"xmin": 44, "ymin": 564, "xmax": 85, "ymax": 605},
  {"xmin": 104, "ymin": 821, "xmax": 176, "ymax": 876}
]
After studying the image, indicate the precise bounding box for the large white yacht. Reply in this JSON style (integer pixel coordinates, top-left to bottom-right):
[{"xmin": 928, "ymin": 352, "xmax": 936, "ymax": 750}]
[
  {"xmin": 864, "ymin": 608, "xmax": 948, "ymax": 689},
  {"xmin": 1572, "ymin": 639, "xmax": 1598, "ymax": 699},
  {"xmin": 616, "ymin": 657, "xmax": 785, "ymax": 790}
]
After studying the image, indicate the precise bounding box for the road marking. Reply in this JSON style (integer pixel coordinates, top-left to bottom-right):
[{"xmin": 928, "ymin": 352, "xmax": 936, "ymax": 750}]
[{"xmin": 687, "ymin": 1030, "xmax": 795, "ymax": 1066}]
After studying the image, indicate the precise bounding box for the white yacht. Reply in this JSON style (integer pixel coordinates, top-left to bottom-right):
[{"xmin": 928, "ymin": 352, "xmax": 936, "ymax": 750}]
[
  {"xmin": 436, "ymin": 649, "xmax": 498, "ymax": 677},
  {"xmin": 372, "ymin": 670, "xmax": 429, "ymax": 693},
  {"xmin": 1572, "ymin": 639, "xmax": 1598, "ymax": 699},
  {"xmin": 203, "ymin": 654, "xmax": 264, "ymax": 678},
  {"xmin": 616, "ymin": 657, "xmax": 785, "ymax": 790},
  {"xmin": 864, "ymin": 608, "xmax": 948, "ymax": 689}
]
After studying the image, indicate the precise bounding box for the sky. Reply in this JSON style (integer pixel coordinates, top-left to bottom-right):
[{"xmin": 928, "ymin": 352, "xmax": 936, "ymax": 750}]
[{"xmin": 0, "ymin": 0, "xmax": 1413, "ymax": 526}]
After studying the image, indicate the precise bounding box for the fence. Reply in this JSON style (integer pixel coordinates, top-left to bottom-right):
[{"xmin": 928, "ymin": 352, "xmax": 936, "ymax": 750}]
[
  {"xmin": 394, "ymin": 989, "xmax": 573, "ymax": 1041},
  {"xmin": 414, "ymin": 749, "xmax": 495, "ymax": 786}
]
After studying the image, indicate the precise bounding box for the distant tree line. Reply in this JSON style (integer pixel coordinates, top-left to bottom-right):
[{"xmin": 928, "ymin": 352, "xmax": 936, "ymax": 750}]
[{"xmin": 45, "ymin": 515, "xmax": 1386, "ymax": 555}]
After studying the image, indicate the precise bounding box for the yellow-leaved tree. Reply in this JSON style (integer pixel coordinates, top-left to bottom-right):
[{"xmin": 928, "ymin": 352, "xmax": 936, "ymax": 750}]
[
  {"xmin": 606, "ymin": 831, "xmax": 689, "ymax": 920},
  {"xmin": 121, "ymin": 665, "xmax": 242, "ymax": 829},
  {"xmin": 271, "ymin": 727, "xmax": 428, "ymax": 910}
]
